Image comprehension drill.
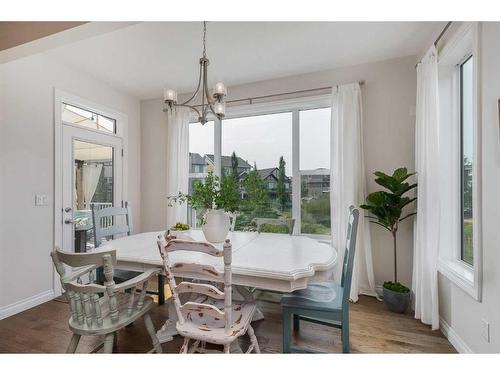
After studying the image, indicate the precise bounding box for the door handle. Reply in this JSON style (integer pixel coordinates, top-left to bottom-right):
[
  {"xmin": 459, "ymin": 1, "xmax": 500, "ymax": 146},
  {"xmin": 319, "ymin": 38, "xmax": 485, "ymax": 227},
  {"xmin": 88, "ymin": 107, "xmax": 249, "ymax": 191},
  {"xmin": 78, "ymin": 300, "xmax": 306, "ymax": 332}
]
[{"xmin": 64, "ymin": 219, "xmax": 74, "ymax": 224}]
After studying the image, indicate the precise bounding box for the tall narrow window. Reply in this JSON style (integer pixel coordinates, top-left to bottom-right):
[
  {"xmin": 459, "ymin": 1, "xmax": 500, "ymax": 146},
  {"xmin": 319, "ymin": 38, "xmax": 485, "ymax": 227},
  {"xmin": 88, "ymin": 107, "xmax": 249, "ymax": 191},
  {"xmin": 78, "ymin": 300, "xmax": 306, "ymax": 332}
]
[{"xmin": 460, "ymin": 56, "xmax": 473, "ymax": 265}]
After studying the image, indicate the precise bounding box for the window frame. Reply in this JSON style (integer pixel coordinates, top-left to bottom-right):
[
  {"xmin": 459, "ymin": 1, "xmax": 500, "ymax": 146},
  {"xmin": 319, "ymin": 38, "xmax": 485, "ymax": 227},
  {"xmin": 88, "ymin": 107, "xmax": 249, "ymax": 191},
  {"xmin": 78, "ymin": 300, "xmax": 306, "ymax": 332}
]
[
  {"xmin": 437, "ymin": 22, "xmax": 482, "ymax": 301},
  {"xmin": 188, "ymin": 94, "xmax": 332, "ymax": 240},
  {"xmin": 459, "ymin": 54, "xmax": 473, "ymax": 265}
]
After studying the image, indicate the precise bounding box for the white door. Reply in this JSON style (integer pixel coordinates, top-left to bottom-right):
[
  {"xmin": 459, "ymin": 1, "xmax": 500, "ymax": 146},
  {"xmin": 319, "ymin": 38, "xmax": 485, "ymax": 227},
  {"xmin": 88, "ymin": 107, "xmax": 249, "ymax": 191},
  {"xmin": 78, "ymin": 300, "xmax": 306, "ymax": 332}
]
[{"xmin": 61, "ymin": 124, "xmax": 123, "ymax": 253}]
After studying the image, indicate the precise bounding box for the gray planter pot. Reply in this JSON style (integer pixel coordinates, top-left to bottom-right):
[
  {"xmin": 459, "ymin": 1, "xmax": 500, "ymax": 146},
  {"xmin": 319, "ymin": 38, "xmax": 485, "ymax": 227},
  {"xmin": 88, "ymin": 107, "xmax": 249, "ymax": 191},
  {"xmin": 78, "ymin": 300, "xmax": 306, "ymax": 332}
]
[{"xmin": 383, "ymin": 286, "xmax": 410, "ymax": 313}]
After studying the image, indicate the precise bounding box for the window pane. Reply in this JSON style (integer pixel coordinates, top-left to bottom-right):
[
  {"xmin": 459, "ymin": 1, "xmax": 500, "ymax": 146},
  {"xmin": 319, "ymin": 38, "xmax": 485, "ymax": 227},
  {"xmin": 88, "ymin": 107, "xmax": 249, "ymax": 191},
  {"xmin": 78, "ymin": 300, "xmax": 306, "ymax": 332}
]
[
  {"xmin": 222, "ymin": 113, "xmax": 293, "ymax": 232},
  {"xmin": 299, "ymin": 108, "xmax": 331, "ymax": 170},
  {"xmin": 62, "ymin": 103, "xmax": 116, "ymax": 133},
  {"xmin": 460, "ymin": 56, "xmax": 473, "ymax": 265},
  {"xmin": 188, "ymin": 121, "xmax": 214, "ymax": 227},
  {"xmin": 301, "ymin": 174, "xmax": 331, "ymax": 235}
]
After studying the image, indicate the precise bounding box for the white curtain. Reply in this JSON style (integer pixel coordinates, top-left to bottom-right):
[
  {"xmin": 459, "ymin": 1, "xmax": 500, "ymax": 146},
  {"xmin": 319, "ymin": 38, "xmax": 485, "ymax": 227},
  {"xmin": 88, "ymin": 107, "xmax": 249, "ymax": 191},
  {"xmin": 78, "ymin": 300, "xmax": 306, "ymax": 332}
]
[
  {"xmin": 331, "ymin": 82, "xmax": 377, "ymax": 302},
  {"xmin": 82, "ymin": 163, "xmax": 103, "ymax": 208},
  {"xmin": 165, "ymin": 107, "xmax": 190, "ymax": 228},
  {"xmin": 412, "ymin": 45, "xmax": 440, "ymax": 330}
]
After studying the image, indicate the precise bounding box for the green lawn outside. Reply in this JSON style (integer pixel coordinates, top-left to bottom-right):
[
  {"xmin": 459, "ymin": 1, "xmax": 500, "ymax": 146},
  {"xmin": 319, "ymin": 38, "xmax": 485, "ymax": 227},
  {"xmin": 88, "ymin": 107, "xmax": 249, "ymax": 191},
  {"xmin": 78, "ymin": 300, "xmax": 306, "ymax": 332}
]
[{"xmin": 463, "ymin": 220, "xmax": 473, "ymax": 265}]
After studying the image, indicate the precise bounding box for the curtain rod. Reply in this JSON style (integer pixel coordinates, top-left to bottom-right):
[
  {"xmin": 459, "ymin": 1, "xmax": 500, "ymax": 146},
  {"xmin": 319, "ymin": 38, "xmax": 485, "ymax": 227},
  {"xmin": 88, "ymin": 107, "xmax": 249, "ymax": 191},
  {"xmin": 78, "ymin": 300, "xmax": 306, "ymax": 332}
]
[
  {"xmin": 415, "ymin": 21, "xmax": 452, "ymax": 68},
  {"xmin": 189, "ymin": 80, "xmax": 365, "ymax": 107}
]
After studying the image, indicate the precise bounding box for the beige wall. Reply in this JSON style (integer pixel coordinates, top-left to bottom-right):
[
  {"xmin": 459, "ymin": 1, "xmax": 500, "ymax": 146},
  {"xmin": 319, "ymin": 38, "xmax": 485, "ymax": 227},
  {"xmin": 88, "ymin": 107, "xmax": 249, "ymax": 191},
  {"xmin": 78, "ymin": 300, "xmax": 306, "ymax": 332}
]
[
  {"xmin": 140, "ymin": 55, "xmax": 418, "ymax": 288},
  {"xmin": 438, "ymin": 22, "xmax": 500, "ymax": 353},
  {"xmin": 0, "ymin": 53, "xmax": 141, "ymax": 313}
]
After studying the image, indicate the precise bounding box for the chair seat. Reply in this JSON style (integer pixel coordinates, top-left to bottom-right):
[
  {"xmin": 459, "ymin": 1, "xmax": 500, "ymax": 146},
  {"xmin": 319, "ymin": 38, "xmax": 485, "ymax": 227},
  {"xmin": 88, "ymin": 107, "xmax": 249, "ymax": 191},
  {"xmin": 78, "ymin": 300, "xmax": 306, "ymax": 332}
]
[
  {"xmin": 281, "ymin": 281, "xmax": 343, "ymax": 312},
  {"xmin": 176, "ymin": 298, "xmax": 256, "ymax": 345},
  {"xmin": 69, "ymin": 294, "xmax": 154, "ymax": 336}
]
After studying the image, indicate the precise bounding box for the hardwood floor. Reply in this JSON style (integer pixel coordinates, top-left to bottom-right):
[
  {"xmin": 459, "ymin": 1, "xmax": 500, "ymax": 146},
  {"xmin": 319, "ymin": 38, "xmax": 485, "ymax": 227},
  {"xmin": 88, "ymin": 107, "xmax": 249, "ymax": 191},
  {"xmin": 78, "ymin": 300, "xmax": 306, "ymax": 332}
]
[{"xmin": 0, "ymin": 295, "xmax": 455, "ymax": 353}]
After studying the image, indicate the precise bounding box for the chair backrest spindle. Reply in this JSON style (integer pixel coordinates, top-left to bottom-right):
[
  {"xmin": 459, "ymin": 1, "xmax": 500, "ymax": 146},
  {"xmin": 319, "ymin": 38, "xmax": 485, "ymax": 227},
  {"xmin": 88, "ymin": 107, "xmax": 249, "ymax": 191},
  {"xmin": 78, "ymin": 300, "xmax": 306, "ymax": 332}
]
[{"xmin": 92, "ymin": 201, "xmax": 133, "ymax": 248}]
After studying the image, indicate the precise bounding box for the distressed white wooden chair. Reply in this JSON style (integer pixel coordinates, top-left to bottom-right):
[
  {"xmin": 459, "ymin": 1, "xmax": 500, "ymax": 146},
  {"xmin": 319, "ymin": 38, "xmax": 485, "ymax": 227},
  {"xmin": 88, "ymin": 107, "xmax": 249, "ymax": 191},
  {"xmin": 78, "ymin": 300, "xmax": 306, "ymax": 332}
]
[
  {"xmin": 156, "ymin": 234, "xmax": 260, "ymax": 354},
  {"xmin": 51, "ymin": 247, "xmax": 162, "ymax": 354},
  {"xmin": 91, "ymin": 202, "xmax": 165, "ymax": 305}
]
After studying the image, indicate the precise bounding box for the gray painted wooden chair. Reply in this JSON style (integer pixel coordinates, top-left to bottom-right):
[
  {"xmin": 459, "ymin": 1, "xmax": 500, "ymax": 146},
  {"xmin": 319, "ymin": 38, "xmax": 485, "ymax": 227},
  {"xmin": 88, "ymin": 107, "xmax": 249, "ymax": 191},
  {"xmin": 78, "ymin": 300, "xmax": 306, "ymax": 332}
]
[
  {"xmin": 51, "ymin": 247, "xmax": 162, "ymax": 353},
  {"xmin": 281, "ymin": 206, "xmax": 359, "ymax": 353},
  {"xmin": 255, "ymin": 217, "xmax": 295, "ymax": 235},
  {"xmin": 157, "ymin": 234, "xmax": 260, "ymax": 354},
  {"xmin": 91, "ymin": 202, "xmax": 165, "ymax": 305}
]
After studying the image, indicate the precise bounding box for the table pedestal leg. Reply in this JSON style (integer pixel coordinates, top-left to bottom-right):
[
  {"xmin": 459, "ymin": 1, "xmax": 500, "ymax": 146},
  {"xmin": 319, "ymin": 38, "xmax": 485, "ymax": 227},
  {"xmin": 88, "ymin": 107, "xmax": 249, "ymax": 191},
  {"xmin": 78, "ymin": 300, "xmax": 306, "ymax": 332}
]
[{"xmin": 156, "ymin": 297, "xmax": 178, "ymax": 343}]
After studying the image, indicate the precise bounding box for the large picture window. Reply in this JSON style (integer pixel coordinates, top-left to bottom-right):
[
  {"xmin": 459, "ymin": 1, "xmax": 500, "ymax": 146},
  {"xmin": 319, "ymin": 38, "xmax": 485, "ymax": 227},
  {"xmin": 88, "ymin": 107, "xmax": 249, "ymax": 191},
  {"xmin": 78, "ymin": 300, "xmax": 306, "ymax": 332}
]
[{"xmin": 186, "ymin": 97, "xmax": 332, "ymax": 238}]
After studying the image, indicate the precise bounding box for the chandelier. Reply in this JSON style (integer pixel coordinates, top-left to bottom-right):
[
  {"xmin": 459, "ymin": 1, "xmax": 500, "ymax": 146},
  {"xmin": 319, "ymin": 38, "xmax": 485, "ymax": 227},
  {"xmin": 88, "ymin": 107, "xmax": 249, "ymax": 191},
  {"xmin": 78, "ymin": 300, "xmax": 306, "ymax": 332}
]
[{"xmin": 163, "ymin": 21, "xmax": 226, "ymax": 125}]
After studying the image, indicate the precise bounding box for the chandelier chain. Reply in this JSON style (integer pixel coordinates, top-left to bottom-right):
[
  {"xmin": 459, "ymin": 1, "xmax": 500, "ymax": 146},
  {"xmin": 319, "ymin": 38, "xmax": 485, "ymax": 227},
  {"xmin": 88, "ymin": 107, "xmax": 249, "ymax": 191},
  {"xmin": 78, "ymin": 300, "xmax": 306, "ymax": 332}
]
[{"xmin": 203, "ymin": 21, "xmax": 207, "ymax": 58}]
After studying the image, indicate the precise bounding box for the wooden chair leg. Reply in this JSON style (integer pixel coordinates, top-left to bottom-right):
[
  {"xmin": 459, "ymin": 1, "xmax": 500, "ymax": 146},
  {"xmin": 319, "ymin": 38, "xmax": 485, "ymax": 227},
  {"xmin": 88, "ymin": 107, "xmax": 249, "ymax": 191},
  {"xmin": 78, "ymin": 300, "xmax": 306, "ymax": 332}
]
[
  {"xmin": 282, "ymin": 309, "xmax": 292, "ymax": 353},
  {"xmin": 180, "ymin": 337, "xmax": 190, "ymax": 353},
  {"xmin": 144, "ymin": 313, "xmax": 162, "ymax": 353},
  {"xmin": 293, "ymin": 314, "xmax": 300, "ymax": 331},
  {"xmin": 103, "ymin": 333, "xmax": 115, "ymax": 354},
  {"xmin": 66, "ymin": 334, "xmax": 81, "ymax": 353},
  {"xmin": 247, "ymin": 325, "xmax": 261, "ymax": 353},
  {"xmin": 157, "ymin": 274, "xmax": 165, "ymax": 305}
]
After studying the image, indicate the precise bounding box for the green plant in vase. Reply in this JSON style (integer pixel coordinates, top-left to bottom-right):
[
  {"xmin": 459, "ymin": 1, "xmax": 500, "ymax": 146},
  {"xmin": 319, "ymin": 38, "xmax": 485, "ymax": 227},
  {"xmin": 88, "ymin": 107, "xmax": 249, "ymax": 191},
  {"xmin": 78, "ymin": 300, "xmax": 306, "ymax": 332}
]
[
  {"xmin": 360, "ymin": 167, "xmax": 417, "ymax": 313},
  {"xmin": 168, "ymin": 171, "xmax": 239, "ymax": 242}
]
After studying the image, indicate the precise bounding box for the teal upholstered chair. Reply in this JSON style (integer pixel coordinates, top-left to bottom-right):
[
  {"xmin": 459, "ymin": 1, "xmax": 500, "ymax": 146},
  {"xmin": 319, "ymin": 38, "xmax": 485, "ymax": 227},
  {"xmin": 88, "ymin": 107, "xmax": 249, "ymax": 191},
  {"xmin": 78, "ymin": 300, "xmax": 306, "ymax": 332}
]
[
  {"xmin": 91, "ymin": 202, "xmax": 165, "ymax": 305},
  {"xmin": 281, "ymin": 206, "xmax": 359, "ymax": 353}
]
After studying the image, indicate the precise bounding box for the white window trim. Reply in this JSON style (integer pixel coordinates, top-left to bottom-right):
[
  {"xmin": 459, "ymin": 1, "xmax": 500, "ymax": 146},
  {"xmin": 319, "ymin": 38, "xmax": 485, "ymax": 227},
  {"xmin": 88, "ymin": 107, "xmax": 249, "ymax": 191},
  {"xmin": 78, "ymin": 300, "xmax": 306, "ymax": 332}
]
[
  {"xmin": 189, "ymin": 94, "xmax": 333, "ymax": 240},
  {"xmin": 437, "ymin": 22, "xmax": 482, "ymax": 301}
]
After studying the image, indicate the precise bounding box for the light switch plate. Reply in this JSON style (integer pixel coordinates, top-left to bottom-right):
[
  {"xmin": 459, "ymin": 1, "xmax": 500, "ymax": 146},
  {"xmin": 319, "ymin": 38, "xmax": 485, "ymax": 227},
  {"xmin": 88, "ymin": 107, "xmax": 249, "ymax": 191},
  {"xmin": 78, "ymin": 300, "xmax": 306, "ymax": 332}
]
[
  {"xmin": 481, "ymin": 318, "xmax": 490, "ymax": 342},
  {"xmin": 35, "ymin": 194, "xmax": 48, "ymax": 206}
]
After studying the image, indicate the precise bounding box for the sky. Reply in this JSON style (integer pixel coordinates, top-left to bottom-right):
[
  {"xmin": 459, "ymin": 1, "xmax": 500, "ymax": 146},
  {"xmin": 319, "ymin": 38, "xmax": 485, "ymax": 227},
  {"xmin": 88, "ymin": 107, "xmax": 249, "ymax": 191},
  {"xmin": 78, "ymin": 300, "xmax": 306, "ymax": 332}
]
[
  {"xmin": 461, "ymin": 57, "xmax": 473, "ymax": 163},
  {"xmin": 189, "ymin": 107, "xmax": 331, "ymax": 176}
]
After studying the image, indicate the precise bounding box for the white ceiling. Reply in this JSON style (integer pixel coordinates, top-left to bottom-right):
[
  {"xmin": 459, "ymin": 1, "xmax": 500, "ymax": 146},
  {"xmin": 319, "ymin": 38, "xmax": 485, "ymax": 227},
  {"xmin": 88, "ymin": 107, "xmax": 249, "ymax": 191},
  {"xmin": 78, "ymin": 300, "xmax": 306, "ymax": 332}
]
[{"xmin": 44, "ymin": 22, "xmax": 444, "ymax": 100}]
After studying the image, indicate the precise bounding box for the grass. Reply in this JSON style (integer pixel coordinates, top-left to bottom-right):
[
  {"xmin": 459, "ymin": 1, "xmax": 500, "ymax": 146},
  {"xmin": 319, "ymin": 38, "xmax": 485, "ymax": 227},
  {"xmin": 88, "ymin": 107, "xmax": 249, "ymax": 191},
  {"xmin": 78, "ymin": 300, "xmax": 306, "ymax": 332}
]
[{"xmin": 463, "ymin": 220, "xmax": 473, "ymax": 265}]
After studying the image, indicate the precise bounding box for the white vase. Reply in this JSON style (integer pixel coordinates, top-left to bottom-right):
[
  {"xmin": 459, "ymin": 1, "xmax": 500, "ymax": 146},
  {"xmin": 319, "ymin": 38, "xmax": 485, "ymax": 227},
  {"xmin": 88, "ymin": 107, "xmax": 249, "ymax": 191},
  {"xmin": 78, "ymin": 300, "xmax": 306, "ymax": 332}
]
[{"xmin": 202, "ymin": 209, "xmax": 230, "ymax": 243}]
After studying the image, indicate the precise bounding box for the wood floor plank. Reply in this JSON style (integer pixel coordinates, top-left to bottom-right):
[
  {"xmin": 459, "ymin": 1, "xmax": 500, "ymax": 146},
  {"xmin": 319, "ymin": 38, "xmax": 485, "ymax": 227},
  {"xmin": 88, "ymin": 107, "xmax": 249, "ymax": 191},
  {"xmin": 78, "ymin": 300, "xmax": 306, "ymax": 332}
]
[{"xmin": 0, "ymin": 295, "xmax": 455, "ymax": 353}]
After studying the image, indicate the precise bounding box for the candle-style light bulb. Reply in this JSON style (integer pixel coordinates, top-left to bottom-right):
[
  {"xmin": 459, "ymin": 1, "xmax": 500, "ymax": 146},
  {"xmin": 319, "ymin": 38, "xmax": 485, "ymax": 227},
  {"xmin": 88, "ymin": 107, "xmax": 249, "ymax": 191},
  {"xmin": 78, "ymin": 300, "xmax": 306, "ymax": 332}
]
[
  {"xmin": 163, "ymin": 89, "xmax": 178, "ymax": 103},
  {"xmin": 213, "ymin": 82, "xmax": 227, "ymax": 97},
  {"xmin": 214, "ymin": 102, "xmax": 226, "ymax": 117}
]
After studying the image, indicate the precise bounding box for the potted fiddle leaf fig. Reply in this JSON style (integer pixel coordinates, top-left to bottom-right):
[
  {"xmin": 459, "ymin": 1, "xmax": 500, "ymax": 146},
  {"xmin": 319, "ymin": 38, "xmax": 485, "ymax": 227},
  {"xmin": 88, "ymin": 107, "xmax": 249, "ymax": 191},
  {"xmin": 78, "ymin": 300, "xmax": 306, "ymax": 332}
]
[
  {"xmin": 360, "ymin": 167, "xmax": 417, "ymax": 313},
  {"xmin": 168, "ymin": 171, "xmax": 239, "ymax": 243}
]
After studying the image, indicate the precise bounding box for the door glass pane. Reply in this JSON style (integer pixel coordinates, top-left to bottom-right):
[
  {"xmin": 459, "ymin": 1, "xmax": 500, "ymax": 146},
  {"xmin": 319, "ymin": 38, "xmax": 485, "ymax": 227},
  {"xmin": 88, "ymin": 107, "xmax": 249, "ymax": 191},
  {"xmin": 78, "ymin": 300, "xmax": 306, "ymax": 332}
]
[
  {"xmin": 301, "ymin": 174, "xmax": 331, "ymax": 235},
  {"xmin": 63, "ymin": 103, "xmax": 116, "ymax": 134},
  {"xmin": 460, "ymin": 56, "xmax": 473, "ymax": 265},
  {"xmin": 73, "ymin": 140, "xmax": 114, "ymax": 252},
  {"xmin": 222, "ymin": 112, "xmax": 293, "ymax": 232}
]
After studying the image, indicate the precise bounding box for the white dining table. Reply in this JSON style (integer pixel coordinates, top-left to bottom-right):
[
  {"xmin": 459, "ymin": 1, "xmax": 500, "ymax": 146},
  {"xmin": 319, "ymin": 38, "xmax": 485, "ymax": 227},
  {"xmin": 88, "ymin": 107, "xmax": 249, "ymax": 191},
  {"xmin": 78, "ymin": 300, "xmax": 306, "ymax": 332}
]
[{"xmin": 98, "ymin": 229, "xmax": 337, "ymax": 343}]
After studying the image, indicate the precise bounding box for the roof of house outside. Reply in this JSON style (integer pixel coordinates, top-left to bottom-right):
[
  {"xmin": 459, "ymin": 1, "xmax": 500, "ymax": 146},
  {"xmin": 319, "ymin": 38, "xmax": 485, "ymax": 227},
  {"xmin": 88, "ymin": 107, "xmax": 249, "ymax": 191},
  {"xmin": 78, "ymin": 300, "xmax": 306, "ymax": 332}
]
[
  {"xmin": 189, "ymin": 152, "xmax": 206, "ymax": 165},
  {"xmin": 205, "ymin": 154, "xmax": 252, "ymax": 169}
]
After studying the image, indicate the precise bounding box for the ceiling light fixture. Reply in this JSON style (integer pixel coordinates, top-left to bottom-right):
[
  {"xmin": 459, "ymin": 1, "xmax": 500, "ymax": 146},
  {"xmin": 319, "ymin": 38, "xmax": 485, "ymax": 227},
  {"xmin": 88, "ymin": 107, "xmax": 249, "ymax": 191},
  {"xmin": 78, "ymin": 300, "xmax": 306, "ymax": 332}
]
[{"xmin": 163, "ymin": 21, "xmax": 226, "ymax": 125}]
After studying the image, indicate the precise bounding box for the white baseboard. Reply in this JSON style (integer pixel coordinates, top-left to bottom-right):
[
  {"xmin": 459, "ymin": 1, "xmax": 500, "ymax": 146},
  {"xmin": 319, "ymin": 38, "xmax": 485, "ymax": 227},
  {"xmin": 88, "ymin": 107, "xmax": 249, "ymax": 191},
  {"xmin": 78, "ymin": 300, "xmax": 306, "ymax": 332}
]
[
  {"xmin": 0, "ymin": 290, "xmax": 55, "ymax": 320},
  {"xmin": 439, "ymin": 317, "xmax": 473, "ymax": 353}
]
